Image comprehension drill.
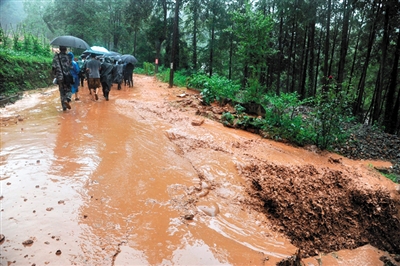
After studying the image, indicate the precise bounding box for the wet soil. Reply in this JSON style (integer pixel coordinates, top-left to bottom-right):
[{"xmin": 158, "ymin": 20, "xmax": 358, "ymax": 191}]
[{"xmin": 1, "ymin": 74, "xmax": 399, "ymax": 265}]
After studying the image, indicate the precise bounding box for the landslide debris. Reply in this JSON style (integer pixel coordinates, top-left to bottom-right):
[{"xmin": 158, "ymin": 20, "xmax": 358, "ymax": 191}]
[{"xmin": 242, "ymin": 163, "xmax": 400, "ymax": 257}]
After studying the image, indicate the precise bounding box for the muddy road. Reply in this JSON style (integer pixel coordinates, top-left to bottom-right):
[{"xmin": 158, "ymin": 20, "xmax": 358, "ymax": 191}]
[{"xmin": 1, "ymin": 74, "xmax": 399, "ymax": 265}]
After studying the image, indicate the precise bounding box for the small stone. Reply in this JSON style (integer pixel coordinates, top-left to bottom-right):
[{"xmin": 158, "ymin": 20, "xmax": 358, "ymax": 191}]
[
  {"xmin": 46, "ymin": 207, "xmax": 53, "ymax": 211},
  {"xmin": 183, "ymin": 214, "xmax": 194, "ymax": 220},
  {"xmin": 55, "ymin": 250, "xmax": 62, "ymax": 255},
  {"xmin": 22, "ymin": 239, "xmax": 34, "ymax": 246},
  {"xmin": 191, "ymin": 118, "xmax": 204, "ymax": 126}
]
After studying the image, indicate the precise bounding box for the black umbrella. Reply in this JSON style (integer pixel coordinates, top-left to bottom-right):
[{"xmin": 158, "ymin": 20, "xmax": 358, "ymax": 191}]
[
  {"xmin": 50, "ymin": 35, "xmax": 90, "ymax": 50},
  {"xmin": 121, "ymin": 54, "xmax": 138, "ymax": 64}
]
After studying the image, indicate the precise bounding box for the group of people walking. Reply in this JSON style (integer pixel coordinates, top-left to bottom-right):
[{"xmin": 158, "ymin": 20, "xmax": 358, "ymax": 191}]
[{"xmin": 52, "ymin": 46, "xmax": 134, "ymax": 111}]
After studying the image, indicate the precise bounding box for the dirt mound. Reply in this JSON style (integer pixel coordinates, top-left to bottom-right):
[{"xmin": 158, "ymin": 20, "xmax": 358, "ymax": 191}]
[{"xmin": 242, "ymin": 162, "xmax": 400, "ymax": 257}]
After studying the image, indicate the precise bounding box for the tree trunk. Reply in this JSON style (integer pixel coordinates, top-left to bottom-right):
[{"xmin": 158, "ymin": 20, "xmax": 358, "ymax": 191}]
[
  {"xmin": 337, "ymin": 0, "xmax": 351, "ymax": 89},
  {"xmin": 328, "ymin": 19, "xmax": 339, "ymax": 77},
  {"xmin": 322, "ymin": 0, "xmax": 332, "ymax": 94},
  {"xmin": 383, "ymin": 30, "xmax": 400, "ymax": 134},
  {"xmin": 353, "ymin": 2, "xmax": 380, "ymax": 118},
  {"xmin": 192, "ymin": 0, "xmax": 198, "ymax": 70},
  {"xmin": 169, "ymin": 0, "xmax": 179, "ymax": 88},
  {"xmin": 371, "ymin": 1, "xmax": 389, "ymax": 124},
  {"xmin": 314, "ymin": 28, "xmax": 323, "ymax": 97},
  {"xmin": 276, "ymin": 15, "xmax": 283, "ymax": 95},
  {"xmin": 307, "ymin": 1, "xmax": 316, "ymax": 98},
  {"xmin": 209, "ymin": 9, "xmax": 215, "ymax": 77},
  {"xmin": 300, "ymin": 26, "xmax": 308, "ymax": 99},
  {"xmin": 347, "ymin": 15, "xmax": 363, "ymax": 94}
]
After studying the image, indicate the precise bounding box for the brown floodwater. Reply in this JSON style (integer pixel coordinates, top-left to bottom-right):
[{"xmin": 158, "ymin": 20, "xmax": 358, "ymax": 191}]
[{"xmin": 0, "ymin": 75, "xmax": 398, "ymax": 265}]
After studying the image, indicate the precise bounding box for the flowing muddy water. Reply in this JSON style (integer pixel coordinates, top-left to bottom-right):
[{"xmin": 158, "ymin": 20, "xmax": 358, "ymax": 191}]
[{"xmin": 1, "ymin": 75, "xmax": 399, "ymax": 266}]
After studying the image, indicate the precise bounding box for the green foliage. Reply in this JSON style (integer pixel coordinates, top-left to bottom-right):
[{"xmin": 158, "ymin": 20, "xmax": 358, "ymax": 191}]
[
  {"xmin": 262, "ymin": 92, "xmax": 304, "ymax": 127},
  {"xmin": 380, "ymin": 172, "xmax": 399, "ymax": 183},
  {"xmin": 228, "ymin": 3, "xmax": 274, "ymax": 83},
  {"xmin": 221, "ymin": 112, "xmax": 235, "ymax": 126},
  {"xmin": 155, "ymin": 67, "xmax": 170, "ymax": 83},
  {"xmin": 144, "ymin": 62, "xmax": 155, "ymax": 75},
  {"xmin": 236, "ymin": 78, "xmax": 265, "ymax": 104},
  {"xmin": 187, "ymin": 73, "xmax": 240, "ymax": 105},
  {"xmin": 260, "ymin": 92, "xmax": 311, "ymax": 145},
  {"xmin": 152, "ymin": 68, "xmax": 189, "ymax": 88},
  {"xmin": 0, "ymin": 48, "xmax": 53, "ymax": 96},
  {"xmin": 306, "ymin": 87, "xmax": 355, "ymax": 150}
]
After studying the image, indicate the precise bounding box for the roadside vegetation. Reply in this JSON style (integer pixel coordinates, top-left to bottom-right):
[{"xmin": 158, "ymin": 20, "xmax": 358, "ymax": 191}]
[{"xmin": 0, "ymin": 27, "xmax": 53, "ymax": 96}]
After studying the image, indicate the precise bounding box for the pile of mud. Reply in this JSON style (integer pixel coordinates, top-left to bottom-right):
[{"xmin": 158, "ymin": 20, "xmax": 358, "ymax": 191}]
[{"xmin": 241, "ymin": 163, "xmax": 400, "ymax": 257}]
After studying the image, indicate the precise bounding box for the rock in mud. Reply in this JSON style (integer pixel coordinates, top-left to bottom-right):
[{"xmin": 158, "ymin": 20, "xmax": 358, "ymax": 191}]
[
  {"xmin": 183, "ymin": 214, "xmax": 194, "ymax": 220},
  {"xmin": 22, "ymin": 239, "xmax": 34, "ymax": 246},
  {"xmin": 191, "ymin": 118, "xmax": 204, "ymax": 126},
  {"xmin": 197, "ymin": 202, "xmax": 220, "ymax": 217}
]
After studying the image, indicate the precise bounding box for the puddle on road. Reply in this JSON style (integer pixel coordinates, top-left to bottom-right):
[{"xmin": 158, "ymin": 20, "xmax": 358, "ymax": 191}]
[{"xmin": 1, "ymin": 77, "xmax": 397, "ymax": 265}]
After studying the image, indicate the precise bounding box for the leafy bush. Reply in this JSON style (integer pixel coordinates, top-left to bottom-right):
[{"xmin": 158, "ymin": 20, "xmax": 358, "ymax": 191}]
[
  {"xmin": 257, "ymin": 92, "xmax": 311, "ymax": 145},
  {"xmin": 305, "ymin": 87, "xmax": 355, "ymax": 150},
  {"xmin": 187, "ymin": 73, "xmax": 240, "ymax": 105},
  {"xmin": 236, "ymin": 78, "xmax": 265, "ymax": 104},
  {"xmin": 138, "ymin": 62, "xmax": 155, "ymax": 75},
  {"xmin": 0, "ymin": 48, "xmax": 53, "ymax": 95}
]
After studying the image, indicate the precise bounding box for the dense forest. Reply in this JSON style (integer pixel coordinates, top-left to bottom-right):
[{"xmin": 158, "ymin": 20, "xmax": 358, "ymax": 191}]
[{"xmin": 1, "ymin": 0, "xmax": 399, "ymax": 136}]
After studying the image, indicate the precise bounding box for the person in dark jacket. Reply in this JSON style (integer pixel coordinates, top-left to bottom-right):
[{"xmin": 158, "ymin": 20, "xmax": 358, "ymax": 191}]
[
  {"xmin": 123, "ymin": 62, "xmax": 135, "ymax": 87},
  {"xmin": 112, "ymin": 59, "xmax": 124, "ymax": 90},
  {"xmin": 100, "ymin": 57, "xmax": 114, "ymax": 101},
  {"xmin": 52, "ymin": 46, "xmax": 73, "ymax": 111}
]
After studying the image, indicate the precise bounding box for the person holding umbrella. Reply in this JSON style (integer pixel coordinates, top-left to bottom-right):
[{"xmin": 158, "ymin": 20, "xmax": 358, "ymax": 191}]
[
  {"xmin": 52, "ymin": 46, "xmax": 73, "ymax": 111},
  {"xmin": 112, "ymin": 59, "xmax": 124, "ymax": 90},
  {"xmin": 100, "ymin": 57, "xmax": 114, "ymax": 101}
]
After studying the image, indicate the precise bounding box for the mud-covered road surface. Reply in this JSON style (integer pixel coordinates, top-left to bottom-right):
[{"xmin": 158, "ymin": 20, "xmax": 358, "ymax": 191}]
[{"xmin": 1, "ymin": 74, "xmax": 399, "ymax": 265}]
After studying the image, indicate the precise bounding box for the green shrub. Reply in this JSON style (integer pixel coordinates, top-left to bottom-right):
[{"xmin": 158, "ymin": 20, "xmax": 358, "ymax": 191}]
[
  {"xmin": 142, "ymin": 62, "xmax": 155, "ymax": 75},
  {"xmin": 187, "ymin": 73, "xmax": 240, "ymax": 105},
  {"xmin": 305, "ymin": 87, "xmax": 355, "ymax": 150},
  {"xmin": 236, "ymin": 78, "xmax": 265, "ymax": 104},
  {"xmin": 0, "ymin": 48, "xmax": 53, "ymax": 95}
]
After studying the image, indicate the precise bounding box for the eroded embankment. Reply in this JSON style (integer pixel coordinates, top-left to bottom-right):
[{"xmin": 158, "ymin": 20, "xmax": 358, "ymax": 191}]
[{"xmin": 241, "ymin": 163, "xmax": 400, "ymax": 257}]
